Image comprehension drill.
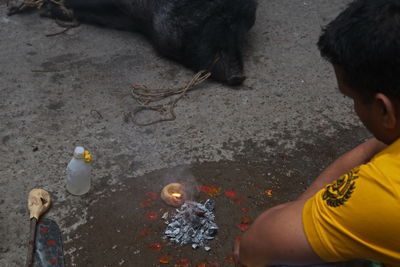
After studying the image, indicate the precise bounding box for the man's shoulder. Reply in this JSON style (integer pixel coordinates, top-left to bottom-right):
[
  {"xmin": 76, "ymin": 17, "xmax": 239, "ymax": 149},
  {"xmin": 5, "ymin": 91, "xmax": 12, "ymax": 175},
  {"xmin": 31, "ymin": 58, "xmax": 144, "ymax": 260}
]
[{"xmin": 363, "ymin": 143, "xmax": 400, "ymax": 183}]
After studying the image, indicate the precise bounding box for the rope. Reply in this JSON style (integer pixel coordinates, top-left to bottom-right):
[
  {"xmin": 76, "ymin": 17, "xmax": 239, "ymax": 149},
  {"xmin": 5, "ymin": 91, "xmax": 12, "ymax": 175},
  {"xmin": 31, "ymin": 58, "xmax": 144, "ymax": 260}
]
[
  {"xmin": 131, "ymin": 70, "xmax": 211, "ymax": 126},
  {"xmin": 130, "ymin": 55, "xmax": 221, "ymax": 126},
  {"xmin": 7, "ymin": 0, "xmax": 80, "ymax": 35},
  {"xmin": 7, "ymin": 0, "xmax": 75, "ymax": 23}
]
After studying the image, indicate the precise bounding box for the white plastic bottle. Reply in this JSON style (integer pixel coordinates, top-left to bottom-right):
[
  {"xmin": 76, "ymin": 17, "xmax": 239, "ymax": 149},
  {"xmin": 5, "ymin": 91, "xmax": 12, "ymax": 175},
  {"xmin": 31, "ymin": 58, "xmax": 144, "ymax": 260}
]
[{"xmin": 66, "ymin": 146, "xmax": 92, "ymax": 195}]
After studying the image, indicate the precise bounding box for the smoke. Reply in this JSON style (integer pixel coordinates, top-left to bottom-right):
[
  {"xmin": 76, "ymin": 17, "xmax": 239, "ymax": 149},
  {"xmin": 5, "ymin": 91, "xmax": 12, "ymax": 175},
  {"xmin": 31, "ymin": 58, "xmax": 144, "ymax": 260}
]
[{"xmin": 161, "ymin": 165, "xmax": 199, "ymax": 201}]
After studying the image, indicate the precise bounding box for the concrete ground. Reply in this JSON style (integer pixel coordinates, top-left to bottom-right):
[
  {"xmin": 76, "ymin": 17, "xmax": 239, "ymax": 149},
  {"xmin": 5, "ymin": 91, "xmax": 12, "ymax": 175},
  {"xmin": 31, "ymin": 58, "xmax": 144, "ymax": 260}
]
[{"xmin": 0, "ymin": 0, "xmax": 374, "ymax": 266}]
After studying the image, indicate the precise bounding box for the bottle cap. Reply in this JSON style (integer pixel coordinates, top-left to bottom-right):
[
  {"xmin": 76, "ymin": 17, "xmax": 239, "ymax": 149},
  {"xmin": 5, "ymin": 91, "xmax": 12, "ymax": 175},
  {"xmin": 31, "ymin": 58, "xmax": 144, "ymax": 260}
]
[{"xmin": 73, "ymin": 146, "xmax": 85, "ymax": 159}]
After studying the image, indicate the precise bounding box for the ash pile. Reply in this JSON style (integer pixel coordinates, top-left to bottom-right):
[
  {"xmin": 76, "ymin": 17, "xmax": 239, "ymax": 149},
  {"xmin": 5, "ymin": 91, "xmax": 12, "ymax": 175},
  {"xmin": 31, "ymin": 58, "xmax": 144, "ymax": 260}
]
[{"xmin": 163, "ymin": 199, "xmax": 218, "ymax": 251}]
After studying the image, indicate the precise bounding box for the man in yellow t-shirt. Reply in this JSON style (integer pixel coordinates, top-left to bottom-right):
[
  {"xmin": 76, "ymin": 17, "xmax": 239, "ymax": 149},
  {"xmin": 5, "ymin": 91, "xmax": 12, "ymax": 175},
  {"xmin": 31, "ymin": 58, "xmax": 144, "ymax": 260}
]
[
  {"xmin": 235, "ymin": 0, "xmax": 400, "ymax": 266},
  {"xmin": 304, "ymin": 141, "xmax": 400, "ymax": 266}
]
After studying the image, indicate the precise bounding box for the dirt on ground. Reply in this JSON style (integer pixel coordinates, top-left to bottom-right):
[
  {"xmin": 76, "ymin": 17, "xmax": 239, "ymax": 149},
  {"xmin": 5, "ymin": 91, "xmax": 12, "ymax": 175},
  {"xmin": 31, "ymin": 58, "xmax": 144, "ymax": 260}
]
[{"xmin": 0, "ymin": 0, "xmax": 376, "ymax": 266}]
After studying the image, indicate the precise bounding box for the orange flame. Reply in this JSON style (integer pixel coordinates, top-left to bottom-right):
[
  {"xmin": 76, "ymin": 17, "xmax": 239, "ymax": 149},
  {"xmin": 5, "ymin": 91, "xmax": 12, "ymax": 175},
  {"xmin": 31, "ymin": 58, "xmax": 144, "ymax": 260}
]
[{"xmin": 172, "ymin": 193, "xmax": 182, "ymax": 199}]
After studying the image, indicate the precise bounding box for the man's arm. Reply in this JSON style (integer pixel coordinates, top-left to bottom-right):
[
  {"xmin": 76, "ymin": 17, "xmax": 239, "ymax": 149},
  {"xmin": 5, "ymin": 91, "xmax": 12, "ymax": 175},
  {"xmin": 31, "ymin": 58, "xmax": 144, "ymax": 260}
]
[
  {"xmin": 298, "ymin": 138, "xmax": 386, "ymax": 200},
  {"xmin": 237, "ymin": 138, "xmax": 386, "ymax": 266},
  {"xmin": 238, "ymin": 199, "xmax": 322, "ymax": 266}
]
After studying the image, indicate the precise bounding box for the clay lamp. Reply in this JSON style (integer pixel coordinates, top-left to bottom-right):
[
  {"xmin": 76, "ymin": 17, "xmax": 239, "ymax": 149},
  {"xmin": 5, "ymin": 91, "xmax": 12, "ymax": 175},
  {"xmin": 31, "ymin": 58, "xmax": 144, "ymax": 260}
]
[{"xmin": 161, "ymin": 183, "xmax": 185, "ymax": 207}]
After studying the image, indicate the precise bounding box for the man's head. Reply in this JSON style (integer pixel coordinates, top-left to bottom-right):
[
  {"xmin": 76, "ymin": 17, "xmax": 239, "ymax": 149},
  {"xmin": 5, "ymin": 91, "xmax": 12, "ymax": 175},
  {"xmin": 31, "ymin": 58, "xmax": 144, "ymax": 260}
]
[{"xmin": 318, "ymin": 0, "xmax": 400, "ymax": 144}]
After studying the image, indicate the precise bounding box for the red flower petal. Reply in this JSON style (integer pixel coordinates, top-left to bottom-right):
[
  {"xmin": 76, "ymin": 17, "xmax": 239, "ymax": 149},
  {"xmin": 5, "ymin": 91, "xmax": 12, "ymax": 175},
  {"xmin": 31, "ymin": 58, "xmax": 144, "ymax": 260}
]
[
  {"xmin": 234, "ymin": 198, "xmax": 244, "ymax": 205},
  {"xmin": 148, "ymin": 243, "xmax": 162, "ymax": 252},
  {"xmin": 176, "ymin": 259, "xmax": 190, "ymax": 267},
  {"xmin": 237, "ymin": 224, "xmax": 250, "ymax": 231},
  {"xmin": 224, "ymin": 190, "xmax": 236, "ymax": 199},
  {"xmin": 159, "ymin": 254, "xmax": 170, "ymax": 264},
  {"xmin": 146, "ymin": 192, "xmax": 158, "ymax": 200},
  {"xmin": 144, "ymin": 212, "xmax": 158, "ymax": 221},
  {"xmin": 139, "ymin": 227, "xmax": 150, "ymax": 237},
  {"xmin": 198, "ymin": 185, "xmax": 221, "ymax": 197},
  {"xmin": 140, "ymin": 199, "xmax": 152, "ymax": 208},
  {"xmin": 241, "ymin": 207, "xmax": 249, "ymax": 213},
  {"xmin": 240, "ymin": 216, "xmax": 251, "ymax": 224}
]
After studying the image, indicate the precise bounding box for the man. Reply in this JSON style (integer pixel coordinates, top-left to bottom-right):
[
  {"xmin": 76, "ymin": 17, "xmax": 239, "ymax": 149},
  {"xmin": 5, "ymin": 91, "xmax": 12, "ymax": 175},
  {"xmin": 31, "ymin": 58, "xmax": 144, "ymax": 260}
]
[{"xmin": 236, "ymin": 0, "xmax": 400, "ymax": 266}]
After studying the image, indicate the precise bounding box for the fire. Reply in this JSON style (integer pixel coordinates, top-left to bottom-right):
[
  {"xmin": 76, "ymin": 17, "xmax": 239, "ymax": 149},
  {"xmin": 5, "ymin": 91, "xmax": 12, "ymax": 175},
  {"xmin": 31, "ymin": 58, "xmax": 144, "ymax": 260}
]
[
  {"xmin": 161, "ymin": 183, "xmax": 184, "ymax": 207},
  {"xmin": 172, "ymin": 193, "xmax": 182, "ymax": 199}
]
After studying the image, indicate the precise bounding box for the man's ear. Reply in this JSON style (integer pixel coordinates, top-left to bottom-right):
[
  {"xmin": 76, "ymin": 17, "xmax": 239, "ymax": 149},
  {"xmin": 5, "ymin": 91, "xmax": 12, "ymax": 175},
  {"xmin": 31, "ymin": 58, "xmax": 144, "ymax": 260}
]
[{"xmin": 375, "ymin": 93, "xmax": 397, "ymax": 129}]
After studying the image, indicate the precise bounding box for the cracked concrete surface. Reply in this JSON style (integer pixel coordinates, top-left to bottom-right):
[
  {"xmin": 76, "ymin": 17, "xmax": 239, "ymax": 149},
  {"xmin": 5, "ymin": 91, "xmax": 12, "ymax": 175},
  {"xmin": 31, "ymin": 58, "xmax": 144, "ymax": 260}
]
[{"xmin": 0, "ymin": 0, "xmax": 373, "ymax": 266}]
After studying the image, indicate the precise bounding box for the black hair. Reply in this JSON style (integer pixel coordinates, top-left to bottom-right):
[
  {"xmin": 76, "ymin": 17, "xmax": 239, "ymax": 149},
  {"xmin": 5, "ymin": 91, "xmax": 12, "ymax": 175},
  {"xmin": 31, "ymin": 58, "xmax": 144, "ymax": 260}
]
[{"xmin": 318, "ymin": 0, "xmax": 400, "ymax": 100}]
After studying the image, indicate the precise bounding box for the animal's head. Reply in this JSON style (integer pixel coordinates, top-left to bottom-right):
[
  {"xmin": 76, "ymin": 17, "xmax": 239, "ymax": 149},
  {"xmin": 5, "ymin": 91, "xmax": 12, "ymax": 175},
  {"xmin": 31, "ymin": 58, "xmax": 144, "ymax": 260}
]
[{"xmin": 183, "ymin": 0, "xmax": 257, "ymax": 86}]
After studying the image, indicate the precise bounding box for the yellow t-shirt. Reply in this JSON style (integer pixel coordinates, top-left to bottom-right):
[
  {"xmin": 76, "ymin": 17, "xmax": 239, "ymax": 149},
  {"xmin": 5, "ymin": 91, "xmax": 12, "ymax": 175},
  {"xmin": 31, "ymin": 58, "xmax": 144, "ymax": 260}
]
[{"xmin": 303, "ymin": 139, "xmax": 400, "ymax": 266}]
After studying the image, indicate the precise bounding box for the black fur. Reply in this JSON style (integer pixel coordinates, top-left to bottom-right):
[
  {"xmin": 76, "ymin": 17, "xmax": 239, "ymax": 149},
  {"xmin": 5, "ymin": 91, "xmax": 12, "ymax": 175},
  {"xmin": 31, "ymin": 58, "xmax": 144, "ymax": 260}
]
[{"xmin": 46, "ymin": 0, "xmax": 257, "ymax": 85}]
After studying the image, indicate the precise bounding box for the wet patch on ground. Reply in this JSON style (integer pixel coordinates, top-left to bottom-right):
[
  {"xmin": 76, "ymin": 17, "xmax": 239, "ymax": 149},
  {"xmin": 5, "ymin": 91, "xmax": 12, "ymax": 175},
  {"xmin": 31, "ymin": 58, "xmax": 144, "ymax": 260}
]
[
  {"xmin": 63, "ymin": 125, "xmax": 372, "ymax": 266},
  {"xmin": 64, "ymin": 161, "xmax": 306, "ymax": 267}
]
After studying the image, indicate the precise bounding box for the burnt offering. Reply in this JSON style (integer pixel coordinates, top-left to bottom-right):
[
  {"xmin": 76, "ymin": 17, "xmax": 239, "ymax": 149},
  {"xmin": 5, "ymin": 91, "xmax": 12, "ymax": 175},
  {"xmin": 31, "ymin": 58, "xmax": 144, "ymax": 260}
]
[{"xmin": 164, "ymin": 199, "xmax": 218, "ymax": 251}]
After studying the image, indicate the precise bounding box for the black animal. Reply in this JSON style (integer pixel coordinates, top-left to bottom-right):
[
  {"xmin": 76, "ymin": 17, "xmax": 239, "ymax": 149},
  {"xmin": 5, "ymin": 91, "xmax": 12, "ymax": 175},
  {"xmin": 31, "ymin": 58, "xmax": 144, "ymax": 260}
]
[{"xmin": 11, "ymin": 0, "xmax": 257, "ymax": 85}]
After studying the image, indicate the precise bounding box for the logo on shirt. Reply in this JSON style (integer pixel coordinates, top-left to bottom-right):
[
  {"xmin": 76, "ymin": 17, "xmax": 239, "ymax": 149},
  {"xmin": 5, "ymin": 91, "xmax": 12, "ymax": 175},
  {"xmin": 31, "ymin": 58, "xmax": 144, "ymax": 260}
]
[{"xmin": 322, "ymin": 167, "xmax": 359, "ymax": 207}]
